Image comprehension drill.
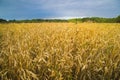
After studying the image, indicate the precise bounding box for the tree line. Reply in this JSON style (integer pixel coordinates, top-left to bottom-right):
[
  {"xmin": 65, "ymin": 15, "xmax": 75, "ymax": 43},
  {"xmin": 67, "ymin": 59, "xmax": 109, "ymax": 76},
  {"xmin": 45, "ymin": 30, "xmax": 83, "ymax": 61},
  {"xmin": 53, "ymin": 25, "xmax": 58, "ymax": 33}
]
[
  {"xmin": 69, "ymin": 15, "xmax": 120, "ymax": 23},
  {"xmin": 0, "ymin": 15, "xmax": 120, "ymax": 23}
]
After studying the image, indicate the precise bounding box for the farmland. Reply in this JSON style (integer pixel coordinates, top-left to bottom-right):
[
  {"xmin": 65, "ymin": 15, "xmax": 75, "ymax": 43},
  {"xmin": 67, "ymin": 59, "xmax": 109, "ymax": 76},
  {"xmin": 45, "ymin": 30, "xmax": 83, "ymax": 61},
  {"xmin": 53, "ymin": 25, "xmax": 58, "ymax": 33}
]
[{"xmin": 0, "ymin": 23, "xmax": 120, "ymax": 80}]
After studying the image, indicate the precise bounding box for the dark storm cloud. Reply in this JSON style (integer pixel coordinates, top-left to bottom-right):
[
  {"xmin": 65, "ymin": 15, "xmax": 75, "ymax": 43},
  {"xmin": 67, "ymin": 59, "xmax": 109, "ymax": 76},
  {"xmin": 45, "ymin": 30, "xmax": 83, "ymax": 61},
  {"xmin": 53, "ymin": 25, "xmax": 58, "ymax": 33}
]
[{"xmin": 0, "ymin": 0, "xmax": 120, "ymax": 19}]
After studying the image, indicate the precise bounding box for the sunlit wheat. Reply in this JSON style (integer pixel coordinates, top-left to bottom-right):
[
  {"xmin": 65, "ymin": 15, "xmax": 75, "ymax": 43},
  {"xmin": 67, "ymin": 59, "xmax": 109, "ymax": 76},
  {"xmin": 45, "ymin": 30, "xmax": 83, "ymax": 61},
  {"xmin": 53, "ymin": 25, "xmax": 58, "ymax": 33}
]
[{"xmin": 0, "ymin": 23, "xmax": 120, "ymax": 80}]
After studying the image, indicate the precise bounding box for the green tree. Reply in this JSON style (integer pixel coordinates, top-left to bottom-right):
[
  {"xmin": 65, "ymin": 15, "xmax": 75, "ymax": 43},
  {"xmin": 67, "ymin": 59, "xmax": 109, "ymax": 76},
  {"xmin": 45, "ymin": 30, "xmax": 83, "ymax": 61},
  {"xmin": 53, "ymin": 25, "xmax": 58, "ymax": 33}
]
[
  {"xmin": 116, "ymin": 15, "xmax": 120, "ymax": 23},
  {"xmin": 0, "ymin": 19, "xmax": 7, "ymax": 23}
]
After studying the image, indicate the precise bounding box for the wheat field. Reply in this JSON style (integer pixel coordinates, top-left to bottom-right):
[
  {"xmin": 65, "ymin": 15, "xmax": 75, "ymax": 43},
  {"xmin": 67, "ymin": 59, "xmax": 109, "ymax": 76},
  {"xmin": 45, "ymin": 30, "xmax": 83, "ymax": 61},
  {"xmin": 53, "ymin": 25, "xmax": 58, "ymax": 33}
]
[{"xmin": 0, "ymin": 23, "xmax": 120, "ymax": 80}]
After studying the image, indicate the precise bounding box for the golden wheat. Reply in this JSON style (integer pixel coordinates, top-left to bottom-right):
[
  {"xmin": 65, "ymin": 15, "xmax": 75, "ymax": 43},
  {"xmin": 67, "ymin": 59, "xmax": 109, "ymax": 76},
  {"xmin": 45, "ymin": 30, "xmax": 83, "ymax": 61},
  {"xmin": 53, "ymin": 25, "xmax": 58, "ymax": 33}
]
[{"xmin": 0, "ymin": 23, "xmax": 120, "ymax": 80}]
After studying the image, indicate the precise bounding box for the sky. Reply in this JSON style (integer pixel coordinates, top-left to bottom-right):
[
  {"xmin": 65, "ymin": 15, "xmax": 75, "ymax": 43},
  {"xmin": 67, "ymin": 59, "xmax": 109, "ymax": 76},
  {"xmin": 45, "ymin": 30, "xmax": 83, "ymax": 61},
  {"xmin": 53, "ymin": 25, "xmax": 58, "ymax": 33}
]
[{"xmin": 0, "ymin": 0, "xmax": 120, "ymax": 20}]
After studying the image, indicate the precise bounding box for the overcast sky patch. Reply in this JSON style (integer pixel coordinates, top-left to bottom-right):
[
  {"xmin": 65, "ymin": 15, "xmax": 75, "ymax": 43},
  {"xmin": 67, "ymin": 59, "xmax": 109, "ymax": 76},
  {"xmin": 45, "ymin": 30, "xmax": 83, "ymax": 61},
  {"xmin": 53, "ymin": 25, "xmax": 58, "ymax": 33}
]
[{"xmin": 0, "ymin": 0, "xmax": 120, "ymax": 19}]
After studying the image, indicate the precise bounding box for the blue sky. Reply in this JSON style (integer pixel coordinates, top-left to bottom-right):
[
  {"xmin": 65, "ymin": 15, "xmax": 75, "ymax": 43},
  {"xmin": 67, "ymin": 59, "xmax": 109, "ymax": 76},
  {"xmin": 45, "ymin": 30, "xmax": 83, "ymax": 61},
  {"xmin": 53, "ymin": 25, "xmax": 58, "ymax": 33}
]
[{"xmin": 0, "ymin": 0, "xmax": 120, "ymax": 19}]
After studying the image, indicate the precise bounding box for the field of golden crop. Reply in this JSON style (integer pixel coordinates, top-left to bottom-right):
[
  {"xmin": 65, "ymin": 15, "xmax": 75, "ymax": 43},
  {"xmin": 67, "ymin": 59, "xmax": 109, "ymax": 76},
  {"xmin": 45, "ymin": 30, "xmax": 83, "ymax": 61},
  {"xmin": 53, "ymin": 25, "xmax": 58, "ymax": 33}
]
[{"xmin": 0, "ymin": 23, "xmax": 120, "ymax": 80}]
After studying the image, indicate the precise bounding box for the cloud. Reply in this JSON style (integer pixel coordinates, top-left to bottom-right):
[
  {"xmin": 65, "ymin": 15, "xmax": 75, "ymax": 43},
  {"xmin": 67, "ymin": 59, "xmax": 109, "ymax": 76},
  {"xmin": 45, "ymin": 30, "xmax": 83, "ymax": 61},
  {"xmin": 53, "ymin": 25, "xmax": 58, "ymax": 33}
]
[
  {"xmin": 0, "ymin": 0, "xmax": 120, "ymax": 19},
  {"xmin": 28, "ymin": 0, "xmax": 119, "ymax": 16}
]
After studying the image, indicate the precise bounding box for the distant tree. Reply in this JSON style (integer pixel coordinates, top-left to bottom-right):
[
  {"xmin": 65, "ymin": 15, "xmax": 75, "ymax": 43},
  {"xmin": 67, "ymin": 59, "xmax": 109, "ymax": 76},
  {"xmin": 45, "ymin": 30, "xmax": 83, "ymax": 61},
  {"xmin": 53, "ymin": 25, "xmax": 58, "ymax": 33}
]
[
  {"xmin": 5, "ymin": 15, "xmax": 120, "ymax": 23},
  {"xmin": 0, "ymin": 19, "xmax": 7, "ymax": 23},
  {"xmin": 116, "ymin": 15, "xmax": 120, "ymax": 23},
  {"xmin": 75, "ymin": 18, "xmax": 77, "ymax": 24},
  {"xmin": 9, "ymin": 19, "xmax": 16, "ymax": 22}
]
